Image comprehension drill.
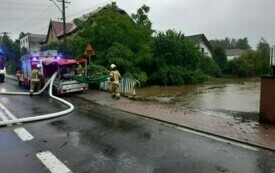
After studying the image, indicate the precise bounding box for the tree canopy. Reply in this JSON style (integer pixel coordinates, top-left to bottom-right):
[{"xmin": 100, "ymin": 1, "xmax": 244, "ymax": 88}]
[
  {"xmin": 0, "ymin": 33, "xmax": 21, "ymax": 73},
  {"xmin": 38, "ymin": 4, "xmax": 271, "ymax": 85},
  {"xmin": 210, "ymin": 37, "xmax": 251, "ymax": 50},
  {"xmin": 212, "ymin": 46, "xmax": 228, "ymax": 74}
]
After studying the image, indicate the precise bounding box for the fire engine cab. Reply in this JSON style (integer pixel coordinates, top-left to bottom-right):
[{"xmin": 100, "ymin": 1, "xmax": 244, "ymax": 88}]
[{"xmin": 17, "ymin": 51, "xmax": 88, "ymax": 95}]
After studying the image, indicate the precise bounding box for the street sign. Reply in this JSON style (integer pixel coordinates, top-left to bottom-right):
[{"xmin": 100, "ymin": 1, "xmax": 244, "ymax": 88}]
[{"xmin": 84, "ymin": 44, "xmax": 95, "ymax": 56}]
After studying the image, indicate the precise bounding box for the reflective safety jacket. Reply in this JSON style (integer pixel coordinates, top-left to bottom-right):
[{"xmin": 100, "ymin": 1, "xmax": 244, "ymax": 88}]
[
  {"xmin": 109, "ymin": 70, "xmax": 121, "ymax": 84},
  {"xmin": 31, "ymin": 69, "xmax": 42, "ymax": 82},
  {"xmin": 76, "ymin": 64, "xmax": 84, "ymax": 76}
]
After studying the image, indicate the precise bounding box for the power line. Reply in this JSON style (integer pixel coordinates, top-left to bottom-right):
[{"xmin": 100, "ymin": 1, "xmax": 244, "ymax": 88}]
[
  {"xmin": 0, "ymin": 32, "xmax": 11, "ymax": 35},
  {"xmin": 0, "ymin": 1, "xmax": 49, "ymax": 6},
  {"xmin": 50, "ymin": 0, "xmax": 71, "ymax": 55},
  {"xmin": 11, "ymin": 4, "xmax": 54, "ymax": 33},
  {"xmin": 33, "ymin": 1, "xmax": 112, "ymax": 35},
  {"xmin": 32, "ymin": 26, "xmax": 49, "ymax": 34},
  {"xmin": 10, "ymin": 0, "xmax": 120, "ymax": 40}
]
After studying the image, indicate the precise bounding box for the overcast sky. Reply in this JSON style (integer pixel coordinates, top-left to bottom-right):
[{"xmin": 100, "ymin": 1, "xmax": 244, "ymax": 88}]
[{"xmin": 0, "ymin": 0, "xmax": 275, "ymax": 49}]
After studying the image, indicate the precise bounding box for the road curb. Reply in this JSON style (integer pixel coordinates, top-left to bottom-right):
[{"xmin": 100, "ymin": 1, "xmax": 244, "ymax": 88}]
[
  {"xmin": 6, "ymin": 75, "xmax": 274, "ymax": 152},
  {"xmin": 5, "ymin": 74, "xmax": 17, "ymax": 81},
  {"xmin": 75, "ymin": 94, "xmax": 275, "ymax": 152}
]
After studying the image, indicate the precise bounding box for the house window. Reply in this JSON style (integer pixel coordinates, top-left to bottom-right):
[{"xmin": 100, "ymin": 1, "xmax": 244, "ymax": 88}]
[{"xmin": 201, "ymin": 48, "xmax": 204, "ymax": 53}]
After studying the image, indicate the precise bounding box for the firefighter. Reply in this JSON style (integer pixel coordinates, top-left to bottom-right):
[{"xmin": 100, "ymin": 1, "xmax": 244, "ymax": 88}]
[
  {"xmin": 75, "ymin": 62, "xmax": 84, "ymax": 76},
  {"xmin": 109, "ymin": 64, "xmax": 121, "ymax": 99},
  {"xmin": 30, "ymin": 64, "xmax": 43, "ymax": 97}
]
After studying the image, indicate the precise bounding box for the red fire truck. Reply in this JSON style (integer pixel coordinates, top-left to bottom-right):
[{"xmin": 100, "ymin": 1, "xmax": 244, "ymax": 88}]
[
  {"xmin": 42, "ymin": 58, "xmax": 88, "ymax": 95},
  {"xmin": 17, "ymin": 52, "xmax": 88, "ymax": 95},
  {"xmin": 17, "ymin": 53, "xmax": 48, "ymax": 86}
]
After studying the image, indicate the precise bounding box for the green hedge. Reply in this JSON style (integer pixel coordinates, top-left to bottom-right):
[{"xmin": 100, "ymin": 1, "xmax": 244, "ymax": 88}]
[{"xmin": 149, "ymin": 65, "xmax": 208, "ymax": 85}]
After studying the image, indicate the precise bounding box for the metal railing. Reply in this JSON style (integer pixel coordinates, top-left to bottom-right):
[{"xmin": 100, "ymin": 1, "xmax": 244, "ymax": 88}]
[{"xmin": 100, "ymin": 77, "xmax": 140, "ymax": 96}]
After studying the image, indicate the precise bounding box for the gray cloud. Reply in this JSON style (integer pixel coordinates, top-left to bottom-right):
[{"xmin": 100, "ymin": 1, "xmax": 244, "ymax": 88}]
[{"xmin": 1, "ymin": 0, "xmax": 274, "ymax": 48}]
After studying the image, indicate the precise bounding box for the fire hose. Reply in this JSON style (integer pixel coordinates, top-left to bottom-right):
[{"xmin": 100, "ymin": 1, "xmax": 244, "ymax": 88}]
[{"xmin": 0, "ymin": 72, "xmax": 74, "ymax": 126}]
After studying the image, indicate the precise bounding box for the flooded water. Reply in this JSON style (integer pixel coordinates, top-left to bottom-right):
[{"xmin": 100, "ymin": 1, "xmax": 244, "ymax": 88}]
[{"xmin": 136, "ymin": 78, "xmax": 260, "ymax": 120}]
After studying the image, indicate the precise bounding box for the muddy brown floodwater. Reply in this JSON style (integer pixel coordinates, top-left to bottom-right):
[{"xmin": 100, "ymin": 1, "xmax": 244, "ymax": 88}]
[{"xmin": 136, "ymin": 78, "xmax": 260, "ymax": 121}]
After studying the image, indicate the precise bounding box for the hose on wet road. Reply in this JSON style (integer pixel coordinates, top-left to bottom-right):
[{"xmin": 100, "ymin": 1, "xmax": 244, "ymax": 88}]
[{"xmin": 0, "ymin": 72, "xmax": 74, "ymax": 126}]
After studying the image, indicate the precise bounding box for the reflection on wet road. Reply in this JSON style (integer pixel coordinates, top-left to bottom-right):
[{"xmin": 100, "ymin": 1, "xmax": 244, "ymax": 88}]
[
  {"xmin": 44, "ymin": 97, "xmax": 275, "ymax": 173},
  {"xmin": 1, "ymin": 78, "xmax": 275, "ymax": 173}
]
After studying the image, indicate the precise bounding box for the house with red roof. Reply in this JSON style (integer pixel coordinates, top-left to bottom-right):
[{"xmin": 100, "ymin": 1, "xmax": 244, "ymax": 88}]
[
  {"xmin": 41, "ymin": 20, "xmax": 77, "ymax": 45},
  {"xmin": 41, "ymin": 4, "xmax": 126, "ymax": 45}
]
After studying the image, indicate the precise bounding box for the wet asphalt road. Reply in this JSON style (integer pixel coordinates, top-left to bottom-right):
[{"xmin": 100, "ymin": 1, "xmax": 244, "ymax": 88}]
[{"xmin": 1, "ymin": 78, "xmax": 275, "ymax": 173}]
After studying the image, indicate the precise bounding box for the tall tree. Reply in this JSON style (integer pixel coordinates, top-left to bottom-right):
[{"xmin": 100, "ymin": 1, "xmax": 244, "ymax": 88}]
[
  {"xmin": 212, "ymin": 46, "xmax": 228, "ymax": 74},
  {"xmin": 131, "ymin": 4, "xmax": 152, "ymax": 32},
  {"xmin": 210, "ymin": 37, "xmax": 251, "ymax": 50},
  {"xmin": 71, "ymin": 3, "xmax": 153, "ymax": 84},
  {"xmin": 153, "ymin": 29, "xmax": 200, "ymax": 70},
  {"xmin": 236, "ymin": 37, "xmax": 251, "ymax": 50},
  {"xmin": 0, "ymin": 34, "xmax": 20, "ymax": 73},
  {"xmin": 257, "ymin": 38, "xmax": 270, "ymax": 75},
  {"xmin": 18, "ymin": 32, "xmax": 27, "ymax": 39}
]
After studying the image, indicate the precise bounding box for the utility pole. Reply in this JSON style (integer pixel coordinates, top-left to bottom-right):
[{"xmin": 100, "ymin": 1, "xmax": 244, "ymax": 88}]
[
  {"xmin": 271, "ymin": 45, "xmax": 275, "ymax": 76},
  {"xmin": 0, "ymin": 32, "xmax": 11, "ymax": 37},
  {"xmin": 62, "ymin": 0, "xmax": 67, "ymax": 56},
  {"xmin": 50, "ymin": 0, "xmax": 70, "ymax": 56}
]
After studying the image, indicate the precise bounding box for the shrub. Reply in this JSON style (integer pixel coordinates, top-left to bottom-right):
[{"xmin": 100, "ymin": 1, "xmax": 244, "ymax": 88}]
[
  {"xmin": 199, "ymin": 56, "xmax": 222, "ymax": 77},
  {"xmin": 87, "ymin": 64, "xmax": 109, "ymax": 78},
  {"xmin": 149, "ymin": 65, "xmax": 207, "ymax": 85}
]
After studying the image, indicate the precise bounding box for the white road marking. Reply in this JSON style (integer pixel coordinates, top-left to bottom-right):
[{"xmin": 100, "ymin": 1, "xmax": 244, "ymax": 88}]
[
  {"xmin": 14, "ymin": 127, "xmax": 34, "ymax": 141},
  {"xmin": 36, "ymin": 151, "xmax": 73, "ymax": 173},
  {"xmin": 0, "ymin": 103, "xmax": 18, "ymax": 120},
  {"xmin": 0, "ymin": 110, "xmax": 8, "ymax": 121},
  {"xmin": 0, "ymin": 104, "xmax": 33, "ymax": 141}
]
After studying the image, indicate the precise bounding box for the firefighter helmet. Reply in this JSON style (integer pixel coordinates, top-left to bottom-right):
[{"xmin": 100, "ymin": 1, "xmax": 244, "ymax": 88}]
[
  {"xmin": 110, "ymin": 64, "xmax": 116, "ymax": 69},
  {"xmin": 36, "ymin": 64, "xmax": 42, "ymax": 69}
]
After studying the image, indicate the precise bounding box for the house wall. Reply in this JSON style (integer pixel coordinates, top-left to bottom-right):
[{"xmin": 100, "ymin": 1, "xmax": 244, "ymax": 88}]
[
  {"xmin": 48, "ymin": 27, "xmax": 59, "ymax": 44},
  {"xmin": 227, "ymin": 55, "xmax": 240, "ymax": 61},
  {"xmin": 199, "ymin": 41, "xmax": 212, "ymax": 58},
  {"xmin": 29, "ymin": 43, "xmax": 41, "ymax": 53},
  {"xmin": 20, "ymin": 36, "xmax": 29, "ymax": 50},
  {"xmin": 20, "ymin": 35, "xmax": 44, "ymax": 53}
]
